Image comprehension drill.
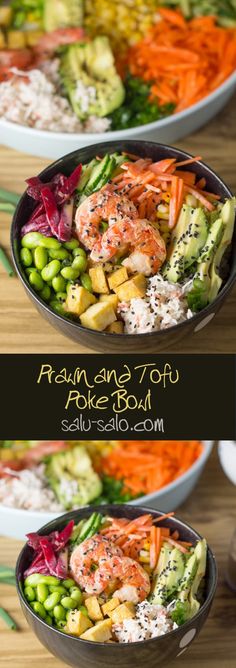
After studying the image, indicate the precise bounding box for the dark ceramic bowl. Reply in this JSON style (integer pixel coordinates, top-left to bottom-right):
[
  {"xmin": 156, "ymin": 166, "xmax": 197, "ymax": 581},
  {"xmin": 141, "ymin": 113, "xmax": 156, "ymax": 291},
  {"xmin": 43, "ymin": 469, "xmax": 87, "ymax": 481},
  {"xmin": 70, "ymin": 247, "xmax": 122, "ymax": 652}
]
[
  {"xmin": 11, "ymin": 140, "xmax": 236, "ymax": 352},
  {"xmin": 16, "ymin": 504, "xmax": 217, "ymax": 668}
]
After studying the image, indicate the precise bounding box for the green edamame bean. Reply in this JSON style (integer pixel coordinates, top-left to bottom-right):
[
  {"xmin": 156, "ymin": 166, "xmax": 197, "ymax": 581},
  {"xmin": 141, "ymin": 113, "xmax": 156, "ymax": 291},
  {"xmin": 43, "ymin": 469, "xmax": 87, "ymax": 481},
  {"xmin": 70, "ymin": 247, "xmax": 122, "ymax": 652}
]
[
  {"xmin": 72, "ymin": 255, "xmax": 87, "ymax": 273},
  {"xmin": 39, "ymin": 285, "xmax": 51, "ymax": 302},
  {"xmin": 45, "ymin": 615, "xmax": 53, "ymax": 626},
  {"xmin": 24, "ymin": 586, "xmax": 35, "ymax": 602},
  {"xmin": 64, "ymin": 239, "xmax": 79, "ymax": 250},
  {"xmin": 41, "ymin": 260, "xmax": 61, "ymax": 282},
  {"xmin": 57, "ymin": 620, "xmax": 67, "ymax": 630},
  {"xmin": 80, "ymin": 272, "xmax": 92, "ymax": 292},
  {"xmin": 25, "ymin": 266, "xmax": 38, "ymax": 276},
  {"xmin": 53, "ymin": 605, "xmax": 66, "ymax": 621},
  {"xmin": 20, "ymin": 247, "xmax": 33, "ymax": 267},
  {"xmin": 57, "ymin": 292, "xmax": 67, "ymax": 302},
  {"xmin": 36, "ymin": 584, "xmax": 49, "ymax": 603},
  {"xmin": 49, "ymin": 585, "xmax": 67, "ymax": 596},
  {"xmin": 61, "ymin": 266, "xmax": 80, "ymax": 281},
  {"xmin": 49, "ymin": 300, "xmax": 66, "ymax": 316},
  {"xmin": 44, "ymin": 592, "xmax": 61, "ymax": 611},
  {"xmin": 61, "ymin": 596, "xmax": 77, "ymax": 610},
  {"xmin": 62, "ymin": 579, "xmax": 75, "ymax": 590},
  {"xmin": 34, "ymin": 246, "xmax": 48, "ymax": 270},
  {"xmin": 49, "ymin": 248, "xmax": 70, "ymax": 260},
  {"xmin": 70, "ymin": 588, "xmax": 82, "ymax": 605},
  {"xmin": 22, "ymin": 232, "xmax": 44, "ymax": 249},
  {"xmin": 25, "ymin": 574, "xmax": 60, "ymax": 587},
  {"xmin": 52, "ymin": 275, "xmax": 66, "ymax": 293},
  {"xmin": 31, "ymin": 601, "xmax": 46, "ymax": 619},
  {"xmin": 39, "ymin": 237, "xmax": 61, "ymax": 250},
  {"xmin": 79, "ymin": 605, "xmax": 89, "ymax": 617},
  {"xmin": 29, "ymin": 271, "xmax": 44, "ymax": 292},
  {"xmin": 72, "ymin": 247, "xmax": 87, "ymax": 258},
  {"xmin": 66, "ymin": 281, "xmax": 74, "ymax": 294}
]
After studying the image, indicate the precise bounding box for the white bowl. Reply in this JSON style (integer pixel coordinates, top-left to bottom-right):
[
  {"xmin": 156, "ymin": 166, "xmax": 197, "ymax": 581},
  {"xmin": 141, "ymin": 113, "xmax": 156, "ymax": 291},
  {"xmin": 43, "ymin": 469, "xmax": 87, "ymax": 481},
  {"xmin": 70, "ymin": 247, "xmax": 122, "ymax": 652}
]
[
  {"xmin": 0, "ymin": 441, "xmax": 213, "ymax": 540},
  {"xmin": 0, "ymin": 72, "xmax": 235, "ymax": 159},
  {"xmin": 218, "ymin": 441, "xmax": 236, "ymax": 485}
]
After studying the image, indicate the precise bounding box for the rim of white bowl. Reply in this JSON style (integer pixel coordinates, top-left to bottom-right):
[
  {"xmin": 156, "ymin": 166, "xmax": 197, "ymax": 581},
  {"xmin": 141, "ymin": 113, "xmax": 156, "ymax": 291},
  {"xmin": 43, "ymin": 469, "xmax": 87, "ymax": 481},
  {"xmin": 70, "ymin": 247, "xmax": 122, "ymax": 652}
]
[
  {"xmin": 0, "ymin": 70, "xmax": 235, "ymax": 140},
  {"xmin": 0, "ymin": 441, "xmax": 213, "ymax": 519}
]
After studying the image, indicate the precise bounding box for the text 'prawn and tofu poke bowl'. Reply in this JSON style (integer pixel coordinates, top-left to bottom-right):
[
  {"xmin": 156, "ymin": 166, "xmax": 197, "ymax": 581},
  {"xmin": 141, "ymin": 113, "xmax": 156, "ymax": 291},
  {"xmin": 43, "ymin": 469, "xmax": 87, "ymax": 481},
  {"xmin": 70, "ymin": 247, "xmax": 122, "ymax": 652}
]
[
  {"xmin": 16, "ymin": 506, "xmax": 217, "ymax": 667},
  {"xmin": 0, "ymin": 1, "xmax": 236, "ymax": 143},
  {"xmin": 12, "ymin": 141, "xmax": 236, "ymax": 349}
]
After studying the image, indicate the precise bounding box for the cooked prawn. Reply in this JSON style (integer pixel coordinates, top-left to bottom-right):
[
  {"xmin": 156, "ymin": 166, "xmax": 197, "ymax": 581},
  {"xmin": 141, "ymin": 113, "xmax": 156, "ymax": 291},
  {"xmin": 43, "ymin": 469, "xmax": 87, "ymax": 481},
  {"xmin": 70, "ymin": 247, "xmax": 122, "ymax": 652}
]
[
  {"xmin": 75, "ymin": 186, "xmax": 137, "ymax": 252},
  {"xmin": 70, "ymin": 534, "xmax": 123, "ymax": 595},
  {"xmin": 70, "ymin": 534, "xmax": 150, "ymax": 602},
  {"xmin": 75, "ymin": 188, "xmax": 166, "ymax": 275},
  {"xmin": 93, "ymin": 218, "xmax": 166, "ymax": 275}
]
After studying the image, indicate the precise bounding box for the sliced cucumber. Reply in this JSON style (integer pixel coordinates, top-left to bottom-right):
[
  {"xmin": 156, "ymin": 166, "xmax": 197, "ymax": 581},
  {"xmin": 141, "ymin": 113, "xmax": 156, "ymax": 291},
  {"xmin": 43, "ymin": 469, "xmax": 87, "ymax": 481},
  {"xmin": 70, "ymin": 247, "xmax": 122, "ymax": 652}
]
[
  {"xmin": 85, "ymin": 154, "xmax": 110, "ymax": 194},
  {"xmin": 77, "ymin": 159, "xmax": 98, "ymax": 194}
]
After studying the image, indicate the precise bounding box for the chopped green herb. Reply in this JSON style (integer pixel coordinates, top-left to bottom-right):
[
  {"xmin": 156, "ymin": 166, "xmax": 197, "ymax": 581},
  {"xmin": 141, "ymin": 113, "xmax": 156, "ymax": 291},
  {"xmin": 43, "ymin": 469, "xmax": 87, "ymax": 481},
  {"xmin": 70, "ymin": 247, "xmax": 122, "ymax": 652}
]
[{"xmin": 109, "ymin": 75, "xmax": 175, "ymax": 130}]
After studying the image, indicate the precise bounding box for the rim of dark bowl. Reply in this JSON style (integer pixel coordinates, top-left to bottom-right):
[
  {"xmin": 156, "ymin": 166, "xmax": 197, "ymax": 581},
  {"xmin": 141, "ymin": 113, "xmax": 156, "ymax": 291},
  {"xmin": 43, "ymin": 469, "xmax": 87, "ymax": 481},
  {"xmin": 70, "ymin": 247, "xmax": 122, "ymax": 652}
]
[
  {"xmin": 16, "ymin": 504, "xmax": 218, "ymax": 648},
  {"xmin": 11, "ymin": 140, "xmax": 236, "ymax": 343}
]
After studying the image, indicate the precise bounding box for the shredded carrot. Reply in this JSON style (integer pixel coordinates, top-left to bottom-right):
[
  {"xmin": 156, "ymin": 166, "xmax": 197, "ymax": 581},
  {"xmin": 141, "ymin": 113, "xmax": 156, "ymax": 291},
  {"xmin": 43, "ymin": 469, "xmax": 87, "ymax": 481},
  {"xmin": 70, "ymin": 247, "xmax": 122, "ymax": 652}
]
[
  {"xmin": 124, "ymin": 12, "xmax": 236, "ymax": 113},
  {"xmin": 96, "ymin": 441, "xmax": 203, "ymax": 497},
  {"xmin": 111, "ymin": 152, "xmax": 217, "ymax": 228},
  {"xmin": 167, "ymin": 538, "xmax": 188, "ymax": 554}
]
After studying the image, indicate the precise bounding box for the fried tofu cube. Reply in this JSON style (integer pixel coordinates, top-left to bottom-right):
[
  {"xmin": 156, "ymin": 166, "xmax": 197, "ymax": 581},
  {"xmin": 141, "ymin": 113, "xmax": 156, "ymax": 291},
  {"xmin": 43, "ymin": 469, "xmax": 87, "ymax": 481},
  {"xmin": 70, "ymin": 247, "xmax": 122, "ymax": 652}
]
[
  {"xmin": 89, "ymin": 266, "xmax": 109, "ymax": 294},
  {"xmin": 99, "ymin": 294, "xmax": 119, "ymax": 311},
  {"xmin": 108, "ymin": 267, "xmax": 129, "ymax": 291},
  {"xmin": 106, "ymin": 321, "xmax": 124, "ymax": 334},
  {"xmin": 66, "ymin": 610, "xmax": 93, "ymax": 636},
  {"xmin": 7, "ymin": 30, "xmax": 26, "ymax": 49},
  {"xmin": 102, "ymin": 598, "xmax": 120, "ymax": 618},
  {"xmin": 114, "ymin": 274, "xmax": 147, "ymax": 301},
  {"xmin": 25, "ymin": 30, "xmax": 44, "ymax": 47},
  {"xmin": 110, "ymin": 602, "xmax": 135, "ymax": 624},
  {"xmin": 0, "ymin": 30, "xmax": 5, "ymax": 48},
  {"xmin": 65, "ymin": 285, "xmax": 97, "ymax": 316},
  {"xmin": 80, "ymin": 619, "xmax": 112, "ymax": 642},
  {"xmin": 80, "ymin": 302, "xmax": 116, "ymax": 331},
  {"xmin": 85, "ymin": 596, "xmax": 103, "ymax": 621},
  {"xmin": 0, "ymin": 7, "xmax": 13, "ymax": 26}
]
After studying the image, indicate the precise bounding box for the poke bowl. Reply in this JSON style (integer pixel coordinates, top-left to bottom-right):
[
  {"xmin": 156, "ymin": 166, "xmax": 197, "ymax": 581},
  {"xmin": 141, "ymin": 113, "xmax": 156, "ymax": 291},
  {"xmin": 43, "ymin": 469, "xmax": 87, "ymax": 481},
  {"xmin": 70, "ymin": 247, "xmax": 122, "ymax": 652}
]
[
  {"xmin": 16, "ymin": 504, "xmax": 217, "ymax": 668},
  {"xmin": 0, "ymin": 440, "xmax": 213, "ymax": 539},
  {"xmin": 11, "ymin": 139, "xmax": 236, "ymax": 352},
  {"xmin": 0, "ymin": 3, "xmax": 236, "ymax": 158}
]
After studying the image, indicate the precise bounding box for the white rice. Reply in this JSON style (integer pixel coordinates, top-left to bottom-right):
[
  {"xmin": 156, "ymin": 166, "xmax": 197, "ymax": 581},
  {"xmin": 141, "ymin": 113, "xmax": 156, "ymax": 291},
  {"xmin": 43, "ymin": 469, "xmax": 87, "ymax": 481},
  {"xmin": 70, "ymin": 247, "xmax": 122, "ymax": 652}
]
[
  {"xmin": 0, "ymin": 66, "xmax": 110, "ymax": 134},
  {"xmin": 0, "ymin": 464, "xmax": 61, "ymax": 512},
  {"xmin": 118, "ymin": 274, "xmax": 193, "ymax": 333},
  {"xmin": 113, "ymin": 601, "xmax": 178, "ymax": 643}
]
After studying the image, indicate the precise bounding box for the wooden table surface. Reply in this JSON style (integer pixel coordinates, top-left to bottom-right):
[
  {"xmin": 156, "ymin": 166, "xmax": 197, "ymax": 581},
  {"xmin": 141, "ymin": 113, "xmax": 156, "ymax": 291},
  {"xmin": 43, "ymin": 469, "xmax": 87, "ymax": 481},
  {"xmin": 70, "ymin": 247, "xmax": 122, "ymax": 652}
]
[
  {"xmin": 0, "ymin": 97, "xmax": 236, "ymax": 353},
  {"xmin": 0, "ymin": 445, "xmax": 236, "ymax": 668}
]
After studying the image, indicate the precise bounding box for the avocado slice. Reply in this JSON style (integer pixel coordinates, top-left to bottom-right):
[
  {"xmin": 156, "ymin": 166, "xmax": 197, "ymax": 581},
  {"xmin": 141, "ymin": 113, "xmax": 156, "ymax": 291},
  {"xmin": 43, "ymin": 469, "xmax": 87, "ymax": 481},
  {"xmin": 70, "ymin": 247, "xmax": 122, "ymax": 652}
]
[
  {"xmin": 198, "ymin": 217, "xmax": 224, "ymax": 264},
  {"xmin": 178, "ymin": 552, "xmax": 198, "ymax": 603},
  {"xmin": 45, "ymin": 445, "xmax": 102, "ymax": 509},
  {"xmin": 164, "ymin": 205, "xmax": 208, "ymax": 283},
  {"xmin": 149, "ymin": 545, "xmax": 185, "ymax": 605},
  {"xmin": 208, "ymin": 198, "xmax": 236, "ymax": 302},
  {"xmin": 188, "ymin": 539, "xmax": 207, "ymax": 618},
  {"xmin": 43, "ymin": 0, "xmax": 83, "ymax": 31},
  {"xmin": 60, "ymin": 36, "xmax": 125, "ymax": 119}
]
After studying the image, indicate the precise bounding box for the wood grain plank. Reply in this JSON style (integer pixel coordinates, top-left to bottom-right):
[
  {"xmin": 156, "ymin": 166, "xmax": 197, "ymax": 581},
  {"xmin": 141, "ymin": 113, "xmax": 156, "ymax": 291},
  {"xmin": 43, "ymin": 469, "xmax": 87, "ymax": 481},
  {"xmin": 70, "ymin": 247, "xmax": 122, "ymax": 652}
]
[
  {"xmin": 0, "ymin": 96, "xmax": 236, "ymax": 352},
  {"xmin": 0, "ymin": 446, "xmax": 236, "ymax": 667}
]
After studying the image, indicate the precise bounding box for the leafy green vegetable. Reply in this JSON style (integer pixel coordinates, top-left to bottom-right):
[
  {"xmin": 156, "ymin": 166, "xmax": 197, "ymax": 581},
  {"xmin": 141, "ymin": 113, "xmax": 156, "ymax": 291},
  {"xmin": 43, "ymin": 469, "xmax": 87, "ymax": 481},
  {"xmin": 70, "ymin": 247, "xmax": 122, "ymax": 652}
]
[
  {"xmin": 11, "ymin": 0, "xmax": 44, "ymax": 29},
  {"xmin": 171, "ymin": 600, "xmax": 189, "ymax": 626},
  {"xmin": 161, "ymin": 0, "xmax": 236, "ymax": 26},
  {"xmin": 109, "ymin": 75, "xmax": 175, "ymax": 130},
  {"xmin": 95, "ymin": 475, "xmax": 140, "ymax": 504}
]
